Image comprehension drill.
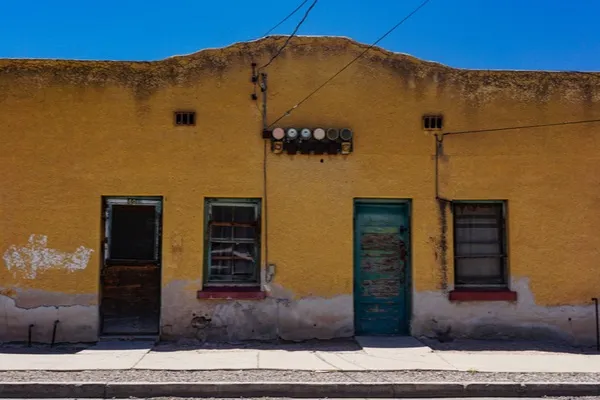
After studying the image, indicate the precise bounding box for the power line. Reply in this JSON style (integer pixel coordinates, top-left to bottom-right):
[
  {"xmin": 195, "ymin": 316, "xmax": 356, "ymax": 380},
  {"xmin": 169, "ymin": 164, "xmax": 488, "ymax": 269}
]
[
  {"xmin": 259, "ymin": 0, "xmax": 319, "ymax": 71},
  {"xmin": 443, "ymin": 118, "xmax": 600, "ymax": 136},
  {"xmin": 267, "ymin": 0, "xmax": 432, "ymax": 128},
  {"xmin": 261, "ymin": 0, "xmax": 310, "ymax": 38},
  {"xmin": 258, "ymin": 3, "xmax": 317, "ymax": 274}
]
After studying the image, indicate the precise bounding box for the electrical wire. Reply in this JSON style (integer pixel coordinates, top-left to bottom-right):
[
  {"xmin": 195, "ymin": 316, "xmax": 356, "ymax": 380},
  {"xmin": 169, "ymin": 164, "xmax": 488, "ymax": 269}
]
[
  {"xmin": 259, "ymin": 0, "xmax": 319, "ymax": 71},
  {"xmin": 261, "ymin": 0, "xmax": 310, "ymax": 38},
  {"xmin": 443, "ymin": 118, "xmax": 600, "ymax": 136},
  {"xmin": 252, "ymin": 0, "xmax": 315, "ymax": 118},
  {"xmin": 252, "ymin": 0, "xmax": 309, "ymax": 103},
  {"xmin": 267, "ymin": 0, "xmax": 432, "ymax": 128},
  {"xmin": 257, "ymin": 4, "xmax": 319, "ymax": 279},
  {"xmin": 251, "ymin": 0, "xmax": 310, "ymax": 103}
]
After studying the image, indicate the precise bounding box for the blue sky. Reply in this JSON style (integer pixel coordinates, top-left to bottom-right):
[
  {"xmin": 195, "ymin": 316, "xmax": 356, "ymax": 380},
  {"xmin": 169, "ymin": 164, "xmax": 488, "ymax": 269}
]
[{"xmin": 1, "ymin": 0, "xmax": 598, "ymax": 71}]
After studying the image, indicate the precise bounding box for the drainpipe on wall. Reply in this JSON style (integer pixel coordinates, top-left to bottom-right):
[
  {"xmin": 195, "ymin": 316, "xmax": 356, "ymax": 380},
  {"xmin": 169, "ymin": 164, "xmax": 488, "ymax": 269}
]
[
  {"xmin": 593, "ymin": 298, "xmax": 599, "ymax": 352},
  {"xmin": 261, "ymin": 72, "xmax": 270, "ymax": 271},
  {"xmin": 259, "ymin": 72, "xmax": 279, "ymax": 341},
  {"xmin": 434, "ymin": 133, "xmax": 451, "ymax": 203},
  {"xmin": 434, "ymin": 134, "xmax": 451, "ymax": 290},
  {"xmin": 28, "ymin": 324, "xmax": 34, "ymax": 347},
  {"xmin": 51, "ymin": 320, "xmax": 59, "ymax": 348}
]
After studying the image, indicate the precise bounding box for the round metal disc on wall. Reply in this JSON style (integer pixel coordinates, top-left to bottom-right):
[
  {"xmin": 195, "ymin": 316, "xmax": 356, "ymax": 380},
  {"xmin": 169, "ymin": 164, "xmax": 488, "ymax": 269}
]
[
  {"xmin": 326, "ymin": 128, "xmax": 339, "ymax": 140},
  {"xmin": 340, "ymin": 128, "xmax": 353, "ymax": 141},
  {"xmin": 300, "ymin": 128, "xmax": 312, "ymax": 139},
  {"xmin": 286, "ymin": 128, "xmax": 298, "ymax": 139},
  {"xmin": 313, "ymin": 128, "xmax": 326, "ymax": 140},
  {"xmin": 272, "ymin": 128, "xmax": 285, "ymax": 140}
]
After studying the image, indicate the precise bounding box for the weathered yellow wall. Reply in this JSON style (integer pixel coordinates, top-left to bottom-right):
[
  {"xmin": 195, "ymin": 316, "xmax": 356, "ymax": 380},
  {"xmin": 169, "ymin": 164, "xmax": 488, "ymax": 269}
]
[{"xmin": 1, "ymin": 37, "xmax": 599, "ymax": 342}]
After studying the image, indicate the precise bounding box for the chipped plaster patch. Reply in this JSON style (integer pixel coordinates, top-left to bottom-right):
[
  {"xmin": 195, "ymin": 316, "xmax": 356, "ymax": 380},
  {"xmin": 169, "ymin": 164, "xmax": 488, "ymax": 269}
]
[
  {"xmin": 161, "ymin": 280, "xmax": 353, "ymax": 342},
  {"xmin": 2, "ymin": 234, "xmax": 93, "ymax": 279},
  {"xmin": 0, "ymin": 288, "xmax": 97, "ymax": 309},
  {"xmin": 412, "ymin": 278, "xmax": 596, "ymax": 345},
  {"xmin": 0, "ymin": 293, "xmax": 98, "ymax": 343}
]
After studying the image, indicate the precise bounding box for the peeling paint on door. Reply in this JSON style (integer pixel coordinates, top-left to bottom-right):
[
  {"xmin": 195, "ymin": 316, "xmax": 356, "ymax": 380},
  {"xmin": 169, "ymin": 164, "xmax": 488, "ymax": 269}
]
[
  {"xmin": 354, "ymin": 200, "xmax": 411, "ymax": 335},
  {"xmin": 2, "ymin": 235, "xmax": 93, "ymax": 279}
]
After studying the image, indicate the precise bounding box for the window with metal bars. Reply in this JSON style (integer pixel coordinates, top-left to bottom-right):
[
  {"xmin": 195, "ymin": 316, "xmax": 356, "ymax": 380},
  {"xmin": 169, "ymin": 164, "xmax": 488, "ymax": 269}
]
[
  {"xmin": 422, "ymin": 115, "xmax": 443, "ymax": 130},
  {"xmin": 204, "ymin": 198, "xmax": 261, "ymax": 285},
  {"xmin": 453, "ymin": 201, "xmax": 507, "ymax": 288},
  {"xmin": 174, "ymin": 111, "xmax": 196, "ymax": 126}
]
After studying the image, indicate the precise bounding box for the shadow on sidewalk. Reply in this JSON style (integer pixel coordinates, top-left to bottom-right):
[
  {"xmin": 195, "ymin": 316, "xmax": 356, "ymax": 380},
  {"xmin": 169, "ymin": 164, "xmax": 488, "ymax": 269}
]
[
  {"xmin": 1, "ymin": 336, "xmax": 595, "ymax": 355},
  {"xmin": 0, "ymin": 343, "xmax": 93, "ymax": 354},
  {"xmin": 420, "ymin": 337, "xmax": 597, "ymax": 355},
  {"xmin": 0, "ymin": 338, "xmax": 154, "ymax": 354},
  {"xmin": 152, "ymin": 337, "xmax": 362, "ymax": 352},
  {"xmin": 0, "ymin": 337, "xmax": 362, "ymax": 354}
]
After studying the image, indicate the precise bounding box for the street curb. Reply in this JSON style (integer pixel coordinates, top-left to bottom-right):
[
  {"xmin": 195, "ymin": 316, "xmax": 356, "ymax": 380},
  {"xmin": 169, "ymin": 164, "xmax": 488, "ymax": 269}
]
[
  {"xmin": 0, "ymin": 382, "xmax": 105, "ymax": 398},
  {"xmin": 1, "ymin": 381, "xmax": 600, "ymax": 398}
]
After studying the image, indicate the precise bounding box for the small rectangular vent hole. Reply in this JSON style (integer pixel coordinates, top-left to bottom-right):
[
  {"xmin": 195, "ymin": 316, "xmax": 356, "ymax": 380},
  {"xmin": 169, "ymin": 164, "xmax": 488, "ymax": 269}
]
[
  {"xmin": 423, "ymin": 115, "xmax": 443, "ymax": 131},
  {"xmin": 174, "ymin": 111, "xmax": 196, "ymax": 126}
]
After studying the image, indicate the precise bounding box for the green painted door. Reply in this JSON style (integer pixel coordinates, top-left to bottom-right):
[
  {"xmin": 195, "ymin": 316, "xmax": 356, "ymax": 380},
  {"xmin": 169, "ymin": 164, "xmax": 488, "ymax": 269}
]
[{"xmin": 354, "ymin": 201, "xmax": 410, "ymax": 335}]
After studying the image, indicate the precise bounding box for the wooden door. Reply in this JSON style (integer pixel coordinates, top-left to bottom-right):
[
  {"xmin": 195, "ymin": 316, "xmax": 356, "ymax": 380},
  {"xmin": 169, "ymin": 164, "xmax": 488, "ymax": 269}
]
[
  {"xmin": 100, "ymin": 197, "xmax": 162, "ymax": 335},
  {"xmin": 354, "ymin": 200, "xmax": 410, "ymax": 335}
]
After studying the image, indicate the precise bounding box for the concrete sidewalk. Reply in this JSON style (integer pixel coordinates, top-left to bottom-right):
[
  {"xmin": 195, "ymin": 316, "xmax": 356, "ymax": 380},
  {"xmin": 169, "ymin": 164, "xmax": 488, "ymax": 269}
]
[{"xmin": 0, "ymin": 336, "xmax": 598, "ymax": 373}]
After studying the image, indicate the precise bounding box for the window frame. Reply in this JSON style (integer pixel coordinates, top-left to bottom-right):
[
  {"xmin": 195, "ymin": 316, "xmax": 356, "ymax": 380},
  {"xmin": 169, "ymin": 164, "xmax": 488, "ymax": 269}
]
[
  {"xmin": 452, "ymin": 200, "xmax": 508, "ymax": 289},
  {"xmin": 203, "ymin": 198, "xmax": 261, "ymax": 287}
]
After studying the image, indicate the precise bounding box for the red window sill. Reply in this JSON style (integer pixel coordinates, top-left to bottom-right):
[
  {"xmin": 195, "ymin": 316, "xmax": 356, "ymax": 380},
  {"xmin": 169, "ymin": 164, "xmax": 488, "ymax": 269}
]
[
  {"xmin": 197, "ymin": 286, "xmax": 266, "ymax": 300},
  {"xmin": 449, "ymin": 289, "xmax": 517, "ymax": 302}
]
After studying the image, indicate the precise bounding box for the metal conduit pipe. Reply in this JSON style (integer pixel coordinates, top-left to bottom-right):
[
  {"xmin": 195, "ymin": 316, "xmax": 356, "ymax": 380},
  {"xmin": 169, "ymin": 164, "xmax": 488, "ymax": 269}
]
[
  {"xmin": 28, "ymin": 324, "xmax": 34, "ymax": 347},
  {"xmin": 593, "ymin": 298, "xmax": 599, "ymax": 352}
]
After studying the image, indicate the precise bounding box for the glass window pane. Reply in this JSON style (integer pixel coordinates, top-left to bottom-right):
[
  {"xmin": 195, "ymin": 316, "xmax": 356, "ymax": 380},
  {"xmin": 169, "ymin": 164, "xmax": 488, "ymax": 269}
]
[
  {"xmin": 234, "ymin": 206, "xmax": 256, "ymax": 224},
  {"xmin": 456, "ymin": 218, "xmax": 499, "ymax": 227},
  {"xmin": 110, "ymin": 205, "xmax": 157, "ymax": 260},
  {"xmin": 233, "ymin": 226, "xmax": 256, "ymax": 240},
  {"xmin": 211, "ymin": 242, "xmax": 233, "ymax": 257},
  {"xmin": 455, "ymin": 203, "xmax": 501, "ymax": 217},
  {"xmin": 212, "ymin": 205, "xmax": 234, "ymax": 222},
  {"xmin": 234, "ymin": 243, "xmax": 255, "ymax": 262},
  {"xmin": 209, "ymin": 259, "xmax": 231, "ymax": 277},
  {"xmin": 232, "ymin": 260, "xmax": 254, "ymax": 276},
  {"xmin": 455, "ymin": 226, "xmax": 499, "ymax": 243},
  {"xmin": 456, "ymin": 243, "xmax": 501, "ymax": 256},
  {"xmin": 456, "ymin": 257, "xmax": 504, "ymax": 284},
  {"xmin": 211, "ymin": 226, "xmax": 232, "ymax": 240}
]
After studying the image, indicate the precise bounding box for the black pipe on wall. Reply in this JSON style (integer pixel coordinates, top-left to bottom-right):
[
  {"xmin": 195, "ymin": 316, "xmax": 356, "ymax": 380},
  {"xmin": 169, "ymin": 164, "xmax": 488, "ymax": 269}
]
[
  {"xmin": 593, "ymin": 298, "xmax": 599, "ymax": 352},
  {"xmin": 51, "ymin": 320, "xmax": 59, "ymax": 348},
  {"xmin": 28, "ymin": 324, "xmax": 34, "ymax": 347}
]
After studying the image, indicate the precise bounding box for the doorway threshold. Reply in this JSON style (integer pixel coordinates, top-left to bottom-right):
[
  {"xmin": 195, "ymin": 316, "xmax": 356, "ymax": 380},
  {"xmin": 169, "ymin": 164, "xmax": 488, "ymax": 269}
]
[{"xmin": 99, "ymin": 334, "xmax": 158, "ymax": 342}]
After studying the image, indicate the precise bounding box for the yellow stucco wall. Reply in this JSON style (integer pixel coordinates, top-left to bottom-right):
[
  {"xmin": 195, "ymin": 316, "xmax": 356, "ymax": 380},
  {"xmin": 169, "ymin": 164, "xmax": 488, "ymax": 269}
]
[{"xmin": 1, "ymin": 37, "xmax": 600, "ymax": 342}]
